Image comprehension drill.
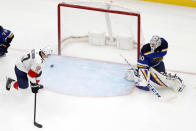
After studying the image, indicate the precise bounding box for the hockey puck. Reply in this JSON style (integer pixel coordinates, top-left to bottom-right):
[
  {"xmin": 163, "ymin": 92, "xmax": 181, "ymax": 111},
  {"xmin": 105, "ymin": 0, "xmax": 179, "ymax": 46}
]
[{"xmin": 50, "ymin": 64, "xmax": 54, "ymax": 68}]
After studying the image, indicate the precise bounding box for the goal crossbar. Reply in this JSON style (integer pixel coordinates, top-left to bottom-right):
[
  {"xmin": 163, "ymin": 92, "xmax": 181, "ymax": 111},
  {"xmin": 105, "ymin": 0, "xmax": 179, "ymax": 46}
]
[{"xmin": 57, "ymin": 2, "xmax": 141, "ymax": 57}]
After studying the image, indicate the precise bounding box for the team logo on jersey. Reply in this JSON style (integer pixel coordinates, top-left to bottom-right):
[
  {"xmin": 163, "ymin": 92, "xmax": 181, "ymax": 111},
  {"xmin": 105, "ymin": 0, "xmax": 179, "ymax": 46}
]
[{"xmin": 152, "ymin": 57, "xmax": 163, "ymax": 63}]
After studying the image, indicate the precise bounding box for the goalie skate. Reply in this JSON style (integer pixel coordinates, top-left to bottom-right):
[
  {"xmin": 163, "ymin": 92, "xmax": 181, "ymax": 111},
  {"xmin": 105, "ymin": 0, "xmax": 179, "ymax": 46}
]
[{"xmin": 6, "ymin": 77, "xmax": 15, "ymax": 91}]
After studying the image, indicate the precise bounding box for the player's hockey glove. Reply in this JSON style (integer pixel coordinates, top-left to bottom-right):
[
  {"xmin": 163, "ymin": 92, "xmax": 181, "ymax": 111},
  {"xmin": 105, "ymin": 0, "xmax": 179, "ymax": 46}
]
[
  {"xmin": 0, "ymin": 46, "xmax": 6, "ymax": 56},
  {"xmin": 0, "ymin": 43, "xmax": 9, "ymax": 54},
  {"xmin": 30, "ymin": 82, "xmax": 44, "ymax": 93}
]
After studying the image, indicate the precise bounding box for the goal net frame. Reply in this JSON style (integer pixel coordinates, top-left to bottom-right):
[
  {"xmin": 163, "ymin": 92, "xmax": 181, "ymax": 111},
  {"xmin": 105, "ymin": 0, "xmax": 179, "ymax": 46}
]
[{"xmin": 57, "ymin": 2, "xmax": 141, "ymax": 58}]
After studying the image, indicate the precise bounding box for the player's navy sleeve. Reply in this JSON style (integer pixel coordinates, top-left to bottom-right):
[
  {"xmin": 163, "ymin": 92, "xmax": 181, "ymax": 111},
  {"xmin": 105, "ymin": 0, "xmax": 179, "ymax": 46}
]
[
  {"xmin": 0, "ymin": 28, "xmax": 14, "ymax": 55},
  {"xmin": 0, "ymin": 28, "xmax": 14, "ymax": 45},
  {"xmin": 137, "ymin": 38, "xmax": 168, "ymax": 68}
]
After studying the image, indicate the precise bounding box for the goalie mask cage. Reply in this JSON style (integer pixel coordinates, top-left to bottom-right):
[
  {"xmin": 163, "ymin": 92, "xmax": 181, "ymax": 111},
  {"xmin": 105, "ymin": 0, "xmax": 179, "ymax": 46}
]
[{"xmin": 57, "ymin": 1, "xmax": 143, "ymax": 60}]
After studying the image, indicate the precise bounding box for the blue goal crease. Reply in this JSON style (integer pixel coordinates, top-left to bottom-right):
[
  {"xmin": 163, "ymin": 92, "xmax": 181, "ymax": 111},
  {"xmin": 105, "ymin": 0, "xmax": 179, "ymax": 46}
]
[{"xmin": 40, "ymin": 56, "xmax": 134, "ymax": 96}]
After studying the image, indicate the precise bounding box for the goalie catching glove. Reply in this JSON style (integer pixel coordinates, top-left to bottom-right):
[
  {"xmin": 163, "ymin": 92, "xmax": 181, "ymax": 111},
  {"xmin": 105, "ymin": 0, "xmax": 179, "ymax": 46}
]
[{"xmin": 30, "ymin": 82, "xmax": 44, "ymax": 93}]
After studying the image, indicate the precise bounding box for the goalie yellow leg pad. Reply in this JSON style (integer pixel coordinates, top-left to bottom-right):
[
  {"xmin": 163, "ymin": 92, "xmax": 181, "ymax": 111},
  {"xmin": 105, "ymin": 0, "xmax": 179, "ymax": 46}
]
[
  {"xmin": 141, "ymin": 69, "xmax": 148, "ymax": 81},
  {"xmin": 149, "ymin": 68, "xmax": 185, "ymax": 92},
  {"xmin": 150, "ymin": 72, "xmax": 167, "ymax": 87}
]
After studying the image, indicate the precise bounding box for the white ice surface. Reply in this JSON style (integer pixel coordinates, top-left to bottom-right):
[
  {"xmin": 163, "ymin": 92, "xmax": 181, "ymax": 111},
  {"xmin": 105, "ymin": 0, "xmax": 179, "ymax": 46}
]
[{"xmin": 0, "ymin": 0, "xmax": 196, "ymax": 131}]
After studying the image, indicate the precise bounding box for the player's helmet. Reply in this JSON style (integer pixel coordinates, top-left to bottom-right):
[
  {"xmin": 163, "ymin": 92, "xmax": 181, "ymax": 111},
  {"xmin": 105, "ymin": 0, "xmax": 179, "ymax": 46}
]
[
  {"xmin": 41, "ymin": 46, "xmax": 53, "ymax": 57},
  {"xmin": 150, "ymin": 35, "xmax": 161, "ymax": 51}
]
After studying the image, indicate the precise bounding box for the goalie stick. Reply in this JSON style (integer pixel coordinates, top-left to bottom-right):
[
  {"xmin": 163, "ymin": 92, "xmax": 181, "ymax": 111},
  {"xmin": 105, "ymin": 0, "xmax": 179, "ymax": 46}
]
[
  {"xmin": 147, "ymin": 84, "xmax": 162, "ymax": 99},
  {"xmin": 120, "ymin": 54, "xmax": 134, "ymax": 69},
  {"xmin": 120, "ymin": 54, "xmax": 162, "ymax": 99}
]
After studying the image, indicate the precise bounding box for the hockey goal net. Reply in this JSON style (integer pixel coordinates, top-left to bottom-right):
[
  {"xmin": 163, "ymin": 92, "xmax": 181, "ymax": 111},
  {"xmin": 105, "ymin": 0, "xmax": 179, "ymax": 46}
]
[{"xmin": 57, "ymin": 1, "xmax": 144, "ymax": 64}]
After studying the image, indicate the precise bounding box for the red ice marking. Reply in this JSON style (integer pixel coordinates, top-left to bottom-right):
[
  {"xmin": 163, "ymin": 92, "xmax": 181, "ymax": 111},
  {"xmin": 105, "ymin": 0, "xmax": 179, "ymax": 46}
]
[
  {"xmin": 167, "ymin": 69, "xmax": 196, "ymax": 76},
  {"xmin": 9, "ymin": 48, "xmax": 196, "ymax": 76},
  {"xmin": 60, "ymin": 54, "xmax": 127, "ymax": 65},
  {"xmin": 61, "ymin": 55, "xmax": 196, "ymax": 76}
]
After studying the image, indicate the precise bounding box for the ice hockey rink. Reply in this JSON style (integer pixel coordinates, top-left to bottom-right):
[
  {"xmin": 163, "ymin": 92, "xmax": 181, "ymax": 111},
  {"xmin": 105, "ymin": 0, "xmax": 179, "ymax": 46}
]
[{"xmin": 0, "ymin": 0, "xmax": 196, "ymax": 131}]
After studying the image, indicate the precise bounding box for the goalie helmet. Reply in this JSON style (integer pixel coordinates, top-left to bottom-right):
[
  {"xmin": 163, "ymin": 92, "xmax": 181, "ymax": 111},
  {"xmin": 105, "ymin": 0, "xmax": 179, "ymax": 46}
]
[
  {"xmin": 150, "ymin": 35, "xmax": 161, "ymax": 51},
  {"xmin": 41, "ymin": 46, "xmax": 53, "ymax": 57}
]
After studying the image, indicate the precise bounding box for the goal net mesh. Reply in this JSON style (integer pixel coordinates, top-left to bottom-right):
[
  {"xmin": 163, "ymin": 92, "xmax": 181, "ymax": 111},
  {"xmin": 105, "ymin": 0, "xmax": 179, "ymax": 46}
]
[{"xmin": 58, "ymin": 1, "xmax": 145, "ymax": 64}]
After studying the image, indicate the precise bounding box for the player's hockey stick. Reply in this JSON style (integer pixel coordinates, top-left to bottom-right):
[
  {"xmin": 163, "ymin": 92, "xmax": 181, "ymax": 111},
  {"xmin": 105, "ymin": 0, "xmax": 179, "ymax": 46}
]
[
  {"xmin": 120, "ymin": 54, "xmax": 162, "ymax": 99},
  {"xmin": 34, "ymin": 93, "xmax": 43, "ymax": 128}
]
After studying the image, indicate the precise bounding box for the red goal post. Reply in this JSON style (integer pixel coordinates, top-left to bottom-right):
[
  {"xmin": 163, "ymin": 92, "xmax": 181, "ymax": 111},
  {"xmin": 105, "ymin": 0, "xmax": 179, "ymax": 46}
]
[{"xmin": 57, "ymin": 2, "xmax": 141, "ymax": 58}]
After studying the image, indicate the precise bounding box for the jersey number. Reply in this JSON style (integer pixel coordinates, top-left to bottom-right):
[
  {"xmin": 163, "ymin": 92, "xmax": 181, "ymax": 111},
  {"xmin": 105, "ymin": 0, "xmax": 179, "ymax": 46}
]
[{"xmin": 21, "ymin": 54, "xmax": 30, "ymax": 62}]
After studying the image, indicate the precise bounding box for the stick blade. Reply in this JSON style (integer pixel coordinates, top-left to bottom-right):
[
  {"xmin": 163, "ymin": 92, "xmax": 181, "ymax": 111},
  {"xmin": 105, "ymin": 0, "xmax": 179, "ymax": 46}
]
[{"xmin": 34, "ymin": 122, "xmax": 43, "ymax": 128}]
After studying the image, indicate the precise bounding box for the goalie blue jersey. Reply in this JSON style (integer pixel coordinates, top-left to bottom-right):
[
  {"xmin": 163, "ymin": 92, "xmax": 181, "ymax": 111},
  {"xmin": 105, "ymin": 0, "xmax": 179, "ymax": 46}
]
[{"xmin": 137, "ymin": 38, "xmax": 168, "ymax": 69}]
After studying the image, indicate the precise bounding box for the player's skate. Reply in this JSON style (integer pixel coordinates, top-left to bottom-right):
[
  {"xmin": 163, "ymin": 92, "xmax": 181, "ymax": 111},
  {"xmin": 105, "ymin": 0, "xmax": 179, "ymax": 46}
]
[{"xmin": 6, "ymin": 77, "xmax": 15, "ymax": 91}]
